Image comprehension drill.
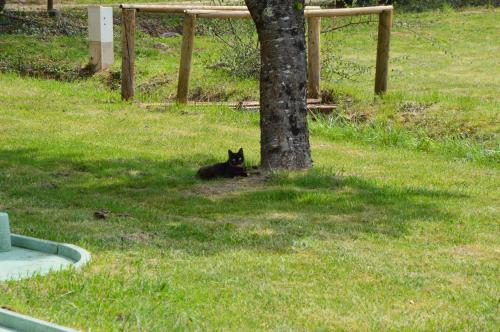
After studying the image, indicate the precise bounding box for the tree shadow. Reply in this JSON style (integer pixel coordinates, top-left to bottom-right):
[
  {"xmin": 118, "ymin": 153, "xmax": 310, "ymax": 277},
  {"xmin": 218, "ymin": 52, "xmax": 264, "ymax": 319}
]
[{"xmin": 0, "ymin": 148, "xmax": 466, "ymax": 255}]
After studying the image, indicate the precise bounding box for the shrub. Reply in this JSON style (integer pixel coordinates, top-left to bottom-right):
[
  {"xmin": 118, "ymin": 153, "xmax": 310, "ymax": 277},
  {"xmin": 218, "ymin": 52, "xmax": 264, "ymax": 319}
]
[
  {"xmin": 327, "ymin": 0, "xmax": 499, "ymax": 10},
  {"xmin": 394, "ymin": 0, "xmax": 499, "ymax": 11},
  {"xmin": 203, "ymin": 19, "xmax": 260, "ymax": 79}
]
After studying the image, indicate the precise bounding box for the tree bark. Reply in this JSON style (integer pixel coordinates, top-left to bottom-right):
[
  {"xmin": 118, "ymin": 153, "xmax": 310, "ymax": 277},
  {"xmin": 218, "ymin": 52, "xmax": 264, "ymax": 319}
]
[{"xmin": 245, "ymin": 0, "xmax": 312, "ymax": 171}]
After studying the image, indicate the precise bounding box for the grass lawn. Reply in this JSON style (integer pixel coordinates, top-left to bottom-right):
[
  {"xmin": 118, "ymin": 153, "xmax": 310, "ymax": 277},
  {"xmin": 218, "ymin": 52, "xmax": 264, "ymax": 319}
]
[{"xmin": 0, "ymin": 5, "xmax": 499, "ymax": 332}]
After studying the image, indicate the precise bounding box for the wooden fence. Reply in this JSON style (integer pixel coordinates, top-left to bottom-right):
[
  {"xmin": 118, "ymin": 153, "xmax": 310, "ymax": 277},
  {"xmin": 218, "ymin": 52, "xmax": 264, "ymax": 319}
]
[{"xmin": 120, "ymin": 4, "xmax": 394, "ymax": 102}]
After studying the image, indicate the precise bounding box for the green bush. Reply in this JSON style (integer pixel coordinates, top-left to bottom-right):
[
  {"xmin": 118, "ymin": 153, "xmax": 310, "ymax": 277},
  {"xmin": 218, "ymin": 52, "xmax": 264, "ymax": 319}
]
[
  {"xmin": 394, "ymin": 0, "xmax": 499, "ymax": 11},
  {"xmin": 330, "ymin": 0, "xmax": 499, "ymax": 10},
  {"xmin": 203, "ymin": 19, "xmax": 261, "ymax": 79}
]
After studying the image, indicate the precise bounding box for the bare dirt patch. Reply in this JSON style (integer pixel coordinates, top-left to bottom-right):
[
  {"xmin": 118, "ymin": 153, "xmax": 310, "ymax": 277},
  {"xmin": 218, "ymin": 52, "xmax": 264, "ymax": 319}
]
[
  {"xmin": 121, "ymin": 231, "xmax": 159, "ymax": 243},
  {"xmin": 398, "ymin": 101, "xmax": 433, "ymax": 115},
  {"xmin": 184, "ymin": 172, "xmax": 267, "ymax": 197},
  {"xmin": 138, "ymin": 74, "xmax": 172, "ymax": 95},
  {"xmin": 189, "ymin": 86, "xmax": 237, "ymax": 102},
  {"xmin": 449, "ymin": 244, "xmax": 500, "ymax": 261},
  {"xmin": 97, "ymin": 70, "xmax": 121, "ymax": 90}
]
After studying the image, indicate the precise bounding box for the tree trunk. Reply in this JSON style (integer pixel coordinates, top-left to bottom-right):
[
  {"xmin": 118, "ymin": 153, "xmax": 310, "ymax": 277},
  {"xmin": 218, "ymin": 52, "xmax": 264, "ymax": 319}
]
[{"xmin": 245, "ymin": 0, "xmax": 312, "ymax": 171}]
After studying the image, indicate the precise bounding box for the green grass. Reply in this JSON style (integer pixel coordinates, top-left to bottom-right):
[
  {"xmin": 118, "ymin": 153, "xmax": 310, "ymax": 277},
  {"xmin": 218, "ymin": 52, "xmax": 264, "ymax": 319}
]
[
  {"xmin": 0, "ymin": 6, "xmax": 499, "ymax": 332},
  {"xmin": 1, "ymin": 7, "xmax": 498, "ymax": 158}
]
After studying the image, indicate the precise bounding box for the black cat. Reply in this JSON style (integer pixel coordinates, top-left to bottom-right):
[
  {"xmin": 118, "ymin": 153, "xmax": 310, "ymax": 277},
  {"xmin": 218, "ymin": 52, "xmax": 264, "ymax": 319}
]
[{"xmin": 197, "ymin": 148, "xmax": 248, "ymax": 180}]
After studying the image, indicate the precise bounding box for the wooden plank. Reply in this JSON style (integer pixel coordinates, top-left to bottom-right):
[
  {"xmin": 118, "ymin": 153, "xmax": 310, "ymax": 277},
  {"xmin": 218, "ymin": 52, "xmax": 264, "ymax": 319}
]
[
  {"xmin": 307, "ymin": 104, "xmax": 337, "ymax": 111},
  {"xmin": 305, "ymin": 6, "xmax": 393, "ymax": 17},
  {"xmin": 120, "ymin": 4, "xmax": 320, "ymax": 13},
  {"xmin": 184, "ymin": 9, "xmax": 250, "ymax": 19},
  {"xmin": 307, "ymin": 17, "xmax": 321, "ymax": 99},
  {"xmin": 375, "ymin": 8, "xmax": 393, "ymax": 95},
  {"xmin": 307, "ymin": 98, "xmax": 322, "ymax": 105},
  {"xmin": 120, "ymin": 5, "xmax": 247, "ymax": 13},
  {"xmin": 138, "ymin": 99, "xmax": 325, "ymax": 109},
  {"xmin": 184, "ymin": 6, "xmax": 393, "ymax": 19},
  {"xmin": 236, "ymin": 98, "xmax": 322, "ymax": 108},
  {"xmin": 176, "ymin": 13, "xmax": 196, "ymax": 104},
  {"xmin": 237, "ymin": 103, "xmax": 334, "ymax": 110},
  {"xmin": 235, "ymin": 104, "xmax": 336, "ymax": 112},
  {"xmin": 121, "ymin": 9, "xmax": 136, "ymax": 101}
]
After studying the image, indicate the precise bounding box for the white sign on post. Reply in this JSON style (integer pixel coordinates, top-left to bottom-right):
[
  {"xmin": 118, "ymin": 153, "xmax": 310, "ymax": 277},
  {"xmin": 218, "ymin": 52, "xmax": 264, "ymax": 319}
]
[{"xmin": 88, "ymin": 6, "xmax": 114, "ymax": 71}]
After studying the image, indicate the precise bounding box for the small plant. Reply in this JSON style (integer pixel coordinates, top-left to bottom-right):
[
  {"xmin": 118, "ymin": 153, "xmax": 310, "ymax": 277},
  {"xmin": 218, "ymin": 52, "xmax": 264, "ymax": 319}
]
[
  {"xmin": 322, "ymin": 53, "xmax": 372, "ymax": 82},
  {"xmin": 202, "ymin": 18, "xmax": 261, "ymax": 79}
]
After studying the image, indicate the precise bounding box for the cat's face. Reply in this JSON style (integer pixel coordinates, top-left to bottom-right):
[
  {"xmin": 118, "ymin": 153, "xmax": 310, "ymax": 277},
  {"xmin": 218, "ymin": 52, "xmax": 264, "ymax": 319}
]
[{"xmin": 228, "ymin": 148, "xmax": 244, "ymax": 166}]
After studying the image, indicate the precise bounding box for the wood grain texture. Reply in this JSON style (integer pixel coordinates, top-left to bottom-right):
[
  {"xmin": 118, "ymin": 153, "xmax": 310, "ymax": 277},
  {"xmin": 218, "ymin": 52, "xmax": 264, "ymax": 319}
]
[
  {"xmin": 375, "ymin": 9, "xmax": 393, "ymax": 95},
  {"xmin": 176, "ymin": 13, "xmax": 196, "ymax": 104},
  {"xmin": 121, "ymin": 9, "xmax": 136, "ymax": 101},
  {"xmin": 307, "ymin": 17, "xmax": 321, "ymax": 99}
]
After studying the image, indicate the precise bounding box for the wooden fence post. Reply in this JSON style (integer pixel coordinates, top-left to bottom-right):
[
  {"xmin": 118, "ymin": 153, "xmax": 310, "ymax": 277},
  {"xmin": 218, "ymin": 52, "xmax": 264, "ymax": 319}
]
[
  {"xmin": 176, "ymin": 13, "xmax": 196, "ymax": 104},
  {"xmin": 47, "ymin": 0, "xmax": 57, "ymax": 16},
  {"xmin": 307, "ymin": 17, "xmax": 321, "ymax": 99},
  {"xmin": 121, "ymin": 9, "xmax": 136, "ymax": 101},
  {"xmin": 375, "ymin": 8, "xmax": 393, "ymax": 95}
]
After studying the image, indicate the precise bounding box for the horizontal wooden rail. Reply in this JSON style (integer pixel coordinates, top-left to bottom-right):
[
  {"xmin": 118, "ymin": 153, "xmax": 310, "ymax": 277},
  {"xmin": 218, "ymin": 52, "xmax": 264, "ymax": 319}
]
[
  {"xmin": 184, "ymin": 5, "xmax": 393, "ymax": 19},
  {"xmin": 139, "ymin": 98, "xmax": 323, "ymax": 109},
  {"xmin": 120, "ymin": 4, "xmax": 247, "ymax": 13},
  {"xmin": 184, "ymin": 9, "xmax": 249, "ymax": 19},
  {"xmin": 120, "ymin": 4, "xmax": 320, "ymax": 13},
  {"xmin": 305, "ymin": 5, "xmax": 393, "ymax": 17}
]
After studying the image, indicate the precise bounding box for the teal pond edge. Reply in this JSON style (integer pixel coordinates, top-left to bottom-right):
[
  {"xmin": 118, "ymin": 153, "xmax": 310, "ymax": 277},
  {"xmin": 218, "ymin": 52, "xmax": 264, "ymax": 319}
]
[
  {"xmin": 1, "ymin": 234, "xmax": 91, "ymax": 281},
  {"xmin": 10, "ymin": 234, "xmax": 91, "ymax": 272},
  {"xmin": 0, "ymin": 235, "xmax": 91, "ymax": 331},
  {"xmin": 0, "ymin": 308, "xmax": 77, "ymax": 332}
]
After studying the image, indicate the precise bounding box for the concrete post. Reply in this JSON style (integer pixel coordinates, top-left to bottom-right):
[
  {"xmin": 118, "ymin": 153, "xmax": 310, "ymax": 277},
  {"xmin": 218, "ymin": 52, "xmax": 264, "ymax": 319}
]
[
  {"xmin": 0, "ymin": 212, "xmax": 11, "ymax": 252},
  {"xmin": 88, "ymin": 6, "xmax": 114, "ymax": 71}
]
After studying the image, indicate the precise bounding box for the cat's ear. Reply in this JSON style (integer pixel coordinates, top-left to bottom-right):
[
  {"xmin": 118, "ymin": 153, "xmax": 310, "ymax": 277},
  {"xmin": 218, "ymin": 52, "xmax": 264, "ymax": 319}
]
[
  {"xmin": 238, "ymin": 148, "xmax": 243, "ymax": 155},
  {"xmin": 228, "ymin": 149, "xmax": 233, "ymax": 156}
]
